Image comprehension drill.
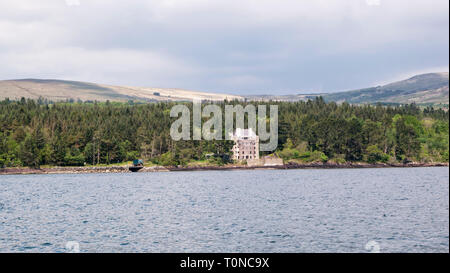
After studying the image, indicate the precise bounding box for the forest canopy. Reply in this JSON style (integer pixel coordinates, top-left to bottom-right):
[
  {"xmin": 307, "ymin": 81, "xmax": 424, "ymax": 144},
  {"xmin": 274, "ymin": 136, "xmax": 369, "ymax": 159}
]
[{"xmin": 0, "ymin": 97, "xmax": 448, "ymax": 168}]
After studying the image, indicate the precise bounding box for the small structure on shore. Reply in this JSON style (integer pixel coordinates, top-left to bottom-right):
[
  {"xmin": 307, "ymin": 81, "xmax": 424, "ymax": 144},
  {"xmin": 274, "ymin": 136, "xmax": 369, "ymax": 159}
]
[
  {"xmin": 247, "ymin": 155, "xmax": 284, "ymax": 167},
  {"xmin": 230, "ymin": 128, "xmax": 259, "ymax": 161},
  {"xmin": 129, "ymin": 159, "xmax": 144, "ymax": 172}
]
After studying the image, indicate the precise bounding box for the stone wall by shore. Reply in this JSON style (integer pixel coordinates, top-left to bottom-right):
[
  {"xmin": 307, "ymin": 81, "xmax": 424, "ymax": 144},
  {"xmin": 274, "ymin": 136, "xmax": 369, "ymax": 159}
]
[{"xmin": 247, "ymin": 156, "xmax": 284, "ymax": 167}]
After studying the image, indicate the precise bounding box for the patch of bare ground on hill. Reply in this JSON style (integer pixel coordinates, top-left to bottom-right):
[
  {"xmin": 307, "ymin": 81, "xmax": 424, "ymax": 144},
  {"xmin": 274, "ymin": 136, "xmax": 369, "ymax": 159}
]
[{"xmin": 0, "ymin": 79, "xmax": 243, "ymax": 102}]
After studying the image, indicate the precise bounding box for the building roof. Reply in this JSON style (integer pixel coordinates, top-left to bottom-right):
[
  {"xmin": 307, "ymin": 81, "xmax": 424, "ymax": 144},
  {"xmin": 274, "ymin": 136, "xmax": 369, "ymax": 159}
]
[{"xmin": 231, "ymin": 128, "xmax": 257, "ymax": 139}]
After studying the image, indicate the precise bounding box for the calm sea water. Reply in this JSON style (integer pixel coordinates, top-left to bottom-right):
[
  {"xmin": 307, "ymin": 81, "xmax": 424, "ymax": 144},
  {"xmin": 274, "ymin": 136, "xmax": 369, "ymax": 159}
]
[{"xmin": 0, "ymin": 167, "xmax": 448, "ymax": 253}]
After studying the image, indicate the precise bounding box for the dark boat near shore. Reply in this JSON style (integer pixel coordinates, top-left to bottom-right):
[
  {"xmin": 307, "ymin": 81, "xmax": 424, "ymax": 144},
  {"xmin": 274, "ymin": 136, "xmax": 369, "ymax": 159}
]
[
  {"xmin": 129, "ymin": 166, "xmax": 143, "ymax": 172},
  {"xmin": 129, "ymin": 159, "xmax": 144, "ymax": 172}
]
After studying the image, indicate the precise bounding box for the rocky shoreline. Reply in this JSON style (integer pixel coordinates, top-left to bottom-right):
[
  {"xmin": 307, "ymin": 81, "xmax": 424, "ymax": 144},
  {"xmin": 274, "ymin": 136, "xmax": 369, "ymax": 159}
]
[{"xmin": 0, "ymin": 162, "xmax": 448, "ymax": 175}]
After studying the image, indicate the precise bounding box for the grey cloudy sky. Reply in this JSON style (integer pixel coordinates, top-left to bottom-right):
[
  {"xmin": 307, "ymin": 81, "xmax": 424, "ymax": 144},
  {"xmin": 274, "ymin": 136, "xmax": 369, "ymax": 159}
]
[{"xmin": 0, "ymin": 0, "xmax": 448, "ymax": 95}]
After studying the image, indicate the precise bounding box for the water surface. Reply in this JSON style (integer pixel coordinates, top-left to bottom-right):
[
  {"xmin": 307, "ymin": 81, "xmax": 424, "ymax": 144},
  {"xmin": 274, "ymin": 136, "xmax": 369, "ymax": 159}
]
[{"xmin": 0, "ymin": 167, "xmax": 448, "ymax": 252}]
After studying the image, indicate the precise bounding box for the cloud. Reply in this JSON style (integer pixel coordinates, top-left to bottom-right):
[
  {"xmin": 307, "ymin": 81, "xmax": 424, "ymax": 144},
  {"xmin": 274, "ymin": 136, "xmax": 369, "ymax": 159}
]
[
  {"xmin": 0, "ymin": 0, "xmax": 448, "ymax": 94},
  {"xmin": 0, "ymin": 46, "xmax": 199, "ymax": 88},
  {"xmin": 65, "ymin": 0, "xmax": 80, "ymax": 6},
  {"xmin": 365, "ymin": 0, "xmax": 381, "ymax": 6}
]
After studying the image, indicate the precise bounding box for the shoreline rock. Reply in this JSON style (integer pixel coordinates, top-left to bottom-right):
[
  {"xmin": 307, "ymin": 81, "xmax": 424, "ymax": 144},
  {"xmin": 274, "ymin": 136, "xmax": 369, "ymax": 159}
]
[{"xmin": 0, "ymin": 162, "xmax": 448, "ymax": 175}]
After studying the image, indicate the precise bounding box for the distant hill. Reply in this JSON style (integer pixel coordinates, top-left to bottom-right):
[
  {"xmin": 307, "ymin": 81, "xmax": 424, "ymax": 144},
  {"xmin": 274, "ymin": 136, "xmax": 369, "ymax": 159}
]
[
  {"xmin": 0, "ymin": 79, "xmax": 242, "ymax": 102},
  {"xmin": 244, "ymin": 93, "xmax": 325, "ymax": 102},
  {"xmin": 244, "ymin": 72, "xmax": 449, "ymax": 106},
  {"xmin": 0, "ymin": 72, "xmax": 448, "ymax": 105},
  {"xmin": 323, "ymin": 72, "xmax": 449, "ymax": 105}
]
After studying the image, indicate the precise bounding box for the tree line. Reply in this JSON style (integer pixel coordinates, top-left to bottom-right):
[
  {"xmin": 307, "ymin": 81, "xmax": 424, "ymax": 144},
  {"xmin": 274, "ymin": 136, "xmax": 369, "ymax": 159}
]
[{"xmin": 0, "ymin": 97, "xmax": 448, "ymax": 168}]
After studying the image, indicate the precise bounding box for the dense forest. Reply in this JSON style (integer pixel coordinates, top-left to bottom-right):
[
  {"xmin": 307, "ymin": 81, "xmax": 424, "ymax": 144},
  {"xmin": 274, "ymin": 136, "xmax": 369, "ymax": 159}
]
[{"xmin": 0, "ymin": 97, "xmax": 448, "ymax": 168}]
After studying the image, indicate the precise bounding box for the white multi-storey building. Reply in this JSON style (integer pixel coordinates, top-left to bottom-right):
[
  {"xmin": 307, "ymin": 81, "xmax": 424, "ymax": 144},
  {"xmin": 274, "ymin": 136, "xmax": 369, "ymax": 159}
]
[{"xmin": 230, "ymin": 128, "xmax": 259, "ymax": 160}]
